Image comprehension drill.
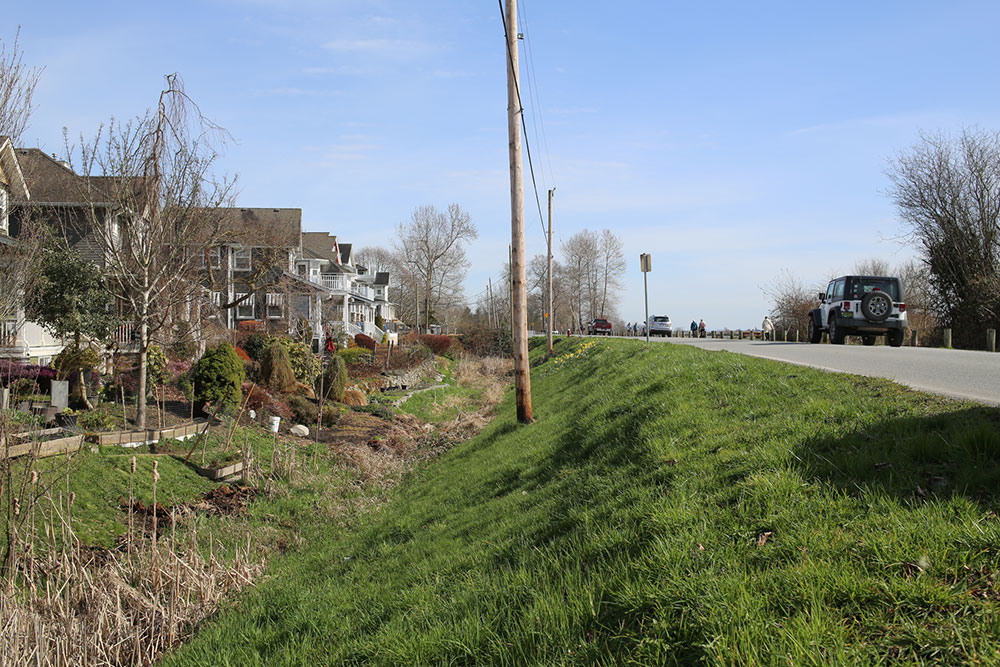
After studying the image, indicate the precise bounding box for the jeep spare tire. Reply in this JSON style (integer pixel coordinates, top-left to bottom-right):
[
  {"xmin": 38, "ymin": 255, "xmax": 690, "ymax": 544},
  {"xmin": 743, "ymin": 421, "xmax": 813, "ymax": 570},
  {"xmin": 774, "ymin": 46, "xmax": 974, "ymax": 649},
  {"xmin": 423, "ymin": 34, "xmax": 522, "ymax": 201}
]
[{"xmin": 861, "ymin": 291, "xmax": 892, "ymax": 322}]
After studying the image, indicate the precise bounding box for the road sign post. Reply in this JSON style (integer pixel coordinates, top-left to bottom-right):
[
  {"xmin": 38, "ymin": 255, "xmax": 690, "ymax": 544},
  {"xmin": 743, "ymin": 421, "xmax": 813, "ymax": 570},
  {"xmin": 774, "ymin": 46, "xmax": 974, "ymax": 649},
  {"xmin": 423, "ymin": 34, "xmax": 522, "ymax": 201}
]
[{"xmin": 640, "ymin": 253, "xmax": 651, "ymax": 345}]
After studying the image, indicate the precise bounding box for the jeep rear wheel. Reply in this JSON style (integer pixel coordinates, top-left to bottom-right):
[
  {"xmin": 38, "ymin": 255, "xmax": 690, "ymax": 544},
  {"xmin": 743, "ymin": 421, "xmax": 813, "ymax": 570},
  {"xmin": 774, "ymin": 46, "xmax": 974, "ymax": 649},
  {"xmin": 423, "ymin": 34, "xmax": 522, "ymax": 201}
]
[
  {"xmin": 808, "ymin": 318, "xmax": 821, "ymax": 344},
  {"xmin": 829, "ymin": 315, "xmax": 846, "ymax": 344},
  {"xmin": 887, "ymin": 329, "xmax": 904, "ymax": 347},
  {"xmin": 862, "ymin": 335, "xmax": 877, "ymax": 346}
]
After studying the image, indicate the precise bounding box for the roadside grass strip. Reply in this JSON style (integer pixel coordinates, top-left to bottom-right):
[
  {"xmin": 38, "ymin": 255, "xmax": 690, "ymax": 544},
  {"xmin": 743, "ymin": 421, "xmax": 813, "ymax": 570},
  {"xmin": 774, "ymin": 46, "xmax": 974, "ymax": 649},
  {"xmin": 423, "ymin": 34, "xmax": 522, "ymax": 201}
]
[{"xmin": 165, "ymin": 338, "xmax": 1000, "ymax": 665}]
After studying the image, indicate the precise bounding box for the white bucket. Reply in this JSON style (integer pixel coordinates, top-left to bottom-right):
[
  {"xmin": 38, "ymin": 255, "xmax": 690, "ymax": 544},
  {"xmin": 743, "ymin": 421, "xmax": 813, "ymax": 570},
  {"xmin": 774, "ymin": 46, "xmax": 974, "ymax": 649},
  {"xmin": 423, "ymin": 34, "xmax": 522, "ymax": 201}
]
[{"xmin": 268, "ymin": 416, "xmax": 281, "ymax": 433}]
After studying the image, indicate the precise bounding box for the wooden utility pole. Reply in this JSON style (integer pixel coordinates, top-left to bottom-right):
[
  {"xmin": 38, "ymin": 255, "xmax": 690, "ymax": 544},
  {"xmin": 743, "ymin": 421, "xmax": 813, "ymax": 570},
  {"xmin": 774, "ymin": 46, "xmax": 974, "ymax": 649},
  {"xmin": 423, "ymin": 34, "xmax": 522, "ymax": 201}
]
[
  {"xmin": 547, "ymin": 187, "xmax": 554, "ymax": 355},
  {"xmin": 509, "ymin": 244, "xmax": 514, "ymax": 336},
  {"xmin": 505, "ymin": 0, "xmax": 533, "ymax": 423},
  {"xmin": 488, "ymin": 278, "xmax": 494, "ymax": 328}
]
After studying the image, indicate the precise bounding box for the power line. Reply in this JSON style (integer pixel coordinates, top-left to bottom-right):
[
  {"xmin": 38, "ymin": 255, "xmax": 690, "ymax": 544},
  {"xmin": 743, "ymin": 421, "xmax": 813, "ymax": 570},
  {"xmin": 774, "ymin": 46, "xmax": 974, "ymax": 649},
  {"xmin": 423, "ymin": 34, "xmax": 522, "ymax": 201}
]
[
  {"xmin": 498, "ymin": 0, "xmax": 550, "ymax": 247},
  {"xmin": 518, "ymin": 0, "xmax": 556, "ymax": 189}
]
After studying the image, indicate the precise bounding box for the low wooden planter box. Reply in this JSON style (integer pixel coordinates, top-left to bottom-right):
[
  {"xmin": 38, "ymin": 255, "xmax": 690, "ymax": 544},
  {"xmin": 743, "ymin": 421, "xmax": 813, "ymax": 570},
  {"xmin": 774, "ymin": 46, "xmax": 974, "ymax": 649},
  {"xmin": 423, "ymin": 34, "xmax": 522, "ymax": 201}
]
[
  {"xmin": 190, "ymin": 459, "xmax": 244, "ymax": 481},
  {"xmin": 88, "ymin": 422, "xmax": 205, "ymax": 447},
  {"xmin": 1, "ymin": 434, "xmax": 85, "ymax": 460}
]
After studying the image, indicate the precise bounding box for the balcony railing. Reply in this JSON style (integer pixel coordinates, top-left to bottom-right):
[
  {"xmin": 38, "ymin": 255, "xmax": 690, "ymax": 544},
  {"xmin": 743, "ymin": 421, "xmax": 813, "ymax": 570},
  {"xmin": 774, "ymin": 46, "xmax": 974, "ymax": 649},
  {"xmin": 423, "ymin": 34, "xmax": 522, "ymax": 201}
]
[
  {"xmin": 308, "ymin": 274, "xmax": 375, "ymax": 300},
  {"xmin": 113, "ymin": 322, "xmax": 137, "ymax": 346}
]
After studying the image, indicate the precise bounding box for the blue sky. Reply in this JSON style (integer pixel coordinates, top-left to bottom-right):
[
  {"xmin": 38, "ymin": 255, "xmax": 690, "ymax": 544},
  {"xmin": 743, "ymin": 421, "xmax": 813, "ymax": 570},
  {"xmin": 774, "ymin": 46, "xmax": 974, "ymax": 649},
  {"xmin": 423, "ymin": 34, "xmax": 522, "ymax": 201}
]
[{"xmin": 12, "ymin": 1, "xmax": 1000, "ymax": 328}]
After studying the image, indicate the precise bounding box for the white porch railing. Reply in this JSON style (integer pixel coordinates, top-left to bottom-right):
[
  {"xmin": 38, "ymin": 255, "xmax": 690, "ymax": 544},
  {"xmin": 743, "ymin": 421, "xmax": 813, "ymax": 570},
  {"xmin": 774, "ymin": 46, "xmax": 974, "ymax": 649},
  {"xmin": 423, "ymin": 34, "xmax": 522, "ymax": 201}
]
[
  {"xmin": 368, "ymin": 323, "xmax": 384, "ymax": 340},
  {"xmin": 113, "ymin": 322, "xmax": 136, "ymax": 346},
  {"xmin": 309, "ymin": 274, "xmax": 375, "ymax": 301},
  {"xmin": 346, "ymin": 322, "xmax": 363, "ymax": 337},
  {"xmin": 314, "ymin": 274, "xmax": 347, "ymax": 291}
]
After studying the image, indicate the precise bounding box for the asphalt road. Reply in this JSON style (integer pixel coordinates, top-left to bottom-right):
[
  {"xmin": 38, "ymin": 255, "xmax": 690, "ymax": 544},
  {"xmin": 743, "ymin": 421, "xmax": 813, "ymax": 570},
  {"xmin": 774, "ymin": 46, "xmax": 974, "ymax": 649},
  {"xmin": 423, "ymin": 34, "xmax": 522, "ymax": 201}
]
[{"xmin": 612, "ymin": 335, "xmax": 1000, "ymax": 406}]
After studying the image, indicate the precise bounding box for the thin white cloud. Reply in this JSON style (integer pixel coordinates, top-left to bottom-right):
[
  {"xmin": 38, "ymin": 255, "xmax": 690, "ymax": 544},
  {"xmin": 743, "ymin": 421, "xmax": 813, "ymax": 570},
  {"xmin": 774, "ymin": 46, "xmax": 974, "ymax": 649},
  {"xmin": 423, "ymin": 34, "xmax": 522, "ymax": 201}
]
[
  {"xmin": 249, "ymin": 87, "xmax": 340, "ymax": 97},
  {"xmin": 788, "ymin": 112, "xmax": 946, "ymax": 137},
  {"xmin": 323, "ymin": 38, "xmax": 437, "ymax": 59},
  {"xmin": 303, "ymin": 65, "xmax": 371, "ymax": 76}
]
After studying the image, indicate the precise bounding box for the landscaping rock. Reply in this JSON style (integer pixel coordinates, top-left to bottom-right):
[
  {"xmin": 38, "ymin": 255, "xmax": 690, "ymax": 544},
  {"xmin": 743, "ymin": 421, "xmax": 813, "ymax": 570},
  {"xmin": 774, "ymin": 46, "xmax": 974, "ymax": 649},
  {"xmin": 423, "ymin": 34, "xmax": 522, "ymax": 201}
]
[{"xmin": 290, "ymin": 424, "xmax": 310, "ymax": 437}]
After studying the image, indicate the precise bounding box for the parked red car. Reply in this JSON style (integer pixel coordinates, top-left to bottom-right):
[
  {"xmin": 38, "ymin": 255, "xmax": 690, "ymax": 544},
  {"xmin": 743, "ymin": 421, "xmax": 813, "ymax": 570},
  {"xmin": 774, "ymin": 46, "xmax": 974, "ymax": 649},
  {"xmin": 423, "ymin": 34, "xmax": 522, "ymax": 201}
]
[{"xmin": 587, "ymin": 318, "xmax": 613, "ymax": 335}]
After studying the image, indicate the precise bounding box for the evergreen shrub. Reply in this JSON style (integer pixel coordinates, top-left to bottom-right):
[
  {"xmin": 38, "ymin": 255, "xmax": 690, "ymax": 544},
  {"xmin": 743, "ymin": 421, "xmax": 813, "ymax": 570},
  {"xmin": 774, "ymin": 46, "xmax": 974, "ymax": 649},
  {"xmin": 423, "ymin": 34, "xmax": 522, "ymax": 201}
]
[
  {"xmin": 193, "ymin": 342, "xmax": 246, "ymax": 411},
  {"xmin": 260, "ymin": 343, "xmax": 298, "ymax": 393}
]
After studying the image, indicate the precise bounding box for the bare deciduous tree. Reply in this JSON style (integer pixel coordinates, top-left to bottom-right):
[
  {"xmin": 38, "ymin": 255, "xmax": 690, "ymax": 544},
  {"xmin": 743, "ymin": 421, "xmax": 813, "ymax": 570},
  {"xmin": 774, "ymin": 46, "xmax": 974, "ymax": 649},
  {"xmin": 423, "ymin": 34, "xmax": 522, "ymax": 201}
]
[
  {"xmin": 761, "ymin": 269, "xmax": 820, "ymax": 334},
  {"xmin": 558, "ymin": 228, "xmax": 625, "ymax": 327},
  {"xmin": 887, "ymin": 128, "xmax": 1000, "ymax": 348},
  {"xmin": 0, "ymin": 29, "xmax": 41, "ymax": 143},
  {"xmin": 393, "ymin": 203, "xmax": 477, "ymax": 331},
  {"xmin": 72, "ymin": 74, "xmax": 237, "ymax": 428},
  {"xmin": 354, "ymin": 245, "xmax": 395, "ymax": 276},
  {"xmin": 853, "ymin": 257, "xmax": 891, "ymax": 277},
  {"xmin": 0, "ymin": 30, "xmax": 44, "ymax": 335}
]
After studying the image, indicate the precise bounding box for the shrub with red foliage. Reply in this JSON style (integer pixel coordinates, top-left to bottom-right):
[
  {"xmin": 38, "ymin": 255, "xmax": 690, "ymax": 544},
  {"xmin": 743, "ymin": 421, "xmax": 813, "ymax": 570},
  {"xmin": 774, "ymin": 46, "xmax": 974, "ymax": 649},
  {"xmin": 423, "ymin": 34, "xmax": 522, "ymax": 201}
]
[
  {"xmin": 418, "ymin": 334, "xmax": 452, "ymax": 356},
  {"xmin": 0, "ymin": 361, "xmax": 56, "ymax": 392},
  {"xmin": 241, "ymin": 382, "xmax": 273, "ymax": 413},
  {"xmin": 233, "ymin": 346, "xmax": 252, "ymax": 362},
  {"xmin": 354, "ymin": 333, "xmax": 376, "ymax": 351}
]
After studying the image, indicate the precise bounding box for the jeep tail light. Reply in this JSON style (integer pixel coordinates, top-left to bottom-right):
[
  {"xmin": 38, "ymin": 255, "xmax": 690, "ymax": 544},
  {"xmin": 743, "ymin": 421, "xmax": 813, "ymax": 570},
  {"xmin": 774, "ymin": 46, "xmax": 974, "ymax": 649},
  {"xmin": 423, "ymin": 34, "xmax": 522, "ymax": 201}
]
[
  {"xmin": 898, "ymin": 303, "xmax": 906, "ymax": 312},
  {"xmin": 842, "ymin": 301, "xmax": 851, "ymax": 311}
]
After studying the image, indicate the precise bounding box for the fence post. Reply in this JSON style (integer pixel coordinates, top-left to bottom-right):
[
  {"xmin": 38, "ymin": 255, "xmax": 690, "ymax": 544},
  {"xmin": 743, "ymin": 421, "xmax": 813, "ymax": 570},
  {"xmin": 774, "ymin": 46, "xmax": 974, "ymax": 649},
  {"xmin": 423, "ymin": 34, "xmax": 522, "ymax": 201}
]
[
  {"xmin": 795, "ymin": 329, "xmax": 800, "ymax": 342},
  {"xmin": 942, "ymin": 328, "xmax": 952, "ymax": 349},
  {"xmin": 988, "ymin": 329, "xmax": 997, "ymax": 353},
  {"xmin": 910, "ymin": 330, "xmax": 918, "ymax": 347}
]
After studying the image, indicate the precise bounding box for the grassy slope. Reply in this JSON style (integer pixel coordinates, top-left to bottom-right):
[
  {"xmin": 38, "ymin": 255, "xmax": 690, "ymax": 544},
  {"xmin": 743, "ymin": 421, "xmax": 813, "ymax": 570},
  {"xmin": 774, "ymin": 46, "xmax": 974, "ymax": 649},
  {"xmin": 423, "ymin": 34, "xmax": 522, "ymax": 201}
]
[{"xmin": 166, "ymin": 338, "xmax": 1000, "ymax": 665}]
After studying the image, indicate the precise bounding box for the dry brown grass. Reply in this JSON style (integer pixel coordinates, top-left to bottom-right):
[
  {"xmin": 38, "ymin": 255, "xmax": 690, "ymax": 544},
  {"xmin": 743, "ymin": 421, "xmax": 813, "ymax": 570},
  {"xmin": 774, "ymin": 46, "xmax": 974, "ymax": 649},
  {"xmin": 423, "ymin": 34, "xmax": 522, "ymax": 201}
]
[{"xmin": 0, "ymin": 509, "xmax": 261, "ymax": 666}]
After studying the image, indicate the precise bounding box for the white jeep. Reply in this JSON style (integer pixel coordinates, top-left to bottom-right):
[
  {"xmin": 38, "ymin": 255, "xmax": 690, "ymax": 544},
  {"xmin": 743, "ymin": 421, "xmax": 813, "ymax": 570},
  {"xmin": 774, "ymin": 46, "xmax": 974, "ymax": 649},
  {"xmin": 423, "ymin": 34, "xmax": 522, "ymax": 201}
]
[{"xmin": 808, "ymin": 275, "xmax": 907, "ymax": 347}]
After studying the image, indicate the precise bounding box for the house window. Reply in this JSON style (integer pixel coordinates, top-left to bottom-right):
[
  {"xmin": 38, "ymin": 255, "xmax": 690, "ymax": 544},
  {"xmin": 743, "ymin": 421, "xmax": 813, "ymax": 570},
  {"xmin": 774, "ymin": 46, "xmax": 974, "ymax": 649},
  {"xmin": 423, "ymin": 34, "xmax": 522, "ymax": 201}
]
[
  {"xmin": 233, "ymin": 248, "xmax": 252, "ymax": 271},
  {"xmin": 200, "ymin": 247, "xmax": 221, "ymax": 269},
  {"xmin": 236, "ymin": 292, "xmax": 254, "ymax": 319},
  {"xmin": 266, "ymin": 293, "xmax": 284, "ymax": 319},
  {"xmin": 292, "ymin": 295, "xmax": 311, "ymax": 320},
  {"xmin": 296, "ymin": 262, "xmax": 308, "ymax": 276}
]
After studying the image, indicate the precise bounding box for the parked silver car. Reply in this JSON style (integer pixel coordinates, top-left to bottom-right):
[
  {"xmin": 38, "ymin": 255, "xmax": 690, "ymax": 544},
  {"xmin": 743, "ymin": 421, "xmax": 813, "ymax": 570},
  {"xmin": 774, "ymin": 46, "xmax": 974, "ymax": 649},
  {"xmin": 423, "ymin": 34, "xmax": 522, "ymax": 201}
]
[{"xmin": 648, "ymin": 315, "xmax": 673, "ymax": 337}]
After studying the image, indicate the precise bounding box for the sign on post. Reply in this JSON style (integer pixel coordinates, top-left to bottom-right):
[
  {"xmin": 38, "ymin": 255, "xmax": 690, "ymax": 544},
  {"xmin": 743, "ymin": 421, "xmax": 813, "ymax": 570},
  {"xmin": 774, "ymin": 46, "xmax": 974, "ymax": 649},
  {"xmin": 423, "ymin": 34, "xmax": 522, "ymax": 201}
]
[{"xmin": 640, "ymin": 253, "xmax": 651, "ymax": 343}]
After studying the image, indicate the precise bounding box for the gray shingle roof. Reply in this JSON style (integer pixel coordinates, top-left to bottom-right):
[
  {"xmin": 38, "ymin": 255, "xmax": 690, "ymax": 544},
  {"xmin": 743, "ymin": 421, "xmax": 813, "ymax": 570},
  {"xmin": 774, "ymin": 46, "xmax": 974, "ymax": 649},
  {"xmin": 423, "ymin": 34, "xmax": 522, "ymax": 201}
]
[{"xmin": 301, "ymin": 232, "xmax": 341, "ymax": 264}]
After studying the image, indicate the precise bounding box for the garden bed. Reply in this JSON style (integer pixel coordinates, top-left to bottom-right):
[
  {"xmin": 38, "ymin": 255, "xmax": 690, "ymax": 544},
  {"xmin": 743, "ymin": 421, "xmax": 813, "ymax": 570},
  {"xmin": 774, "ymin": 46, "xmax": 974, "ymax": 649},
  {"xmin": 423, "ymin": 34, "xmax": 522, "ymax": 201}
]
[{"xmin": 1, "ymin": 431, "xmax": 86, "ymax": 460}]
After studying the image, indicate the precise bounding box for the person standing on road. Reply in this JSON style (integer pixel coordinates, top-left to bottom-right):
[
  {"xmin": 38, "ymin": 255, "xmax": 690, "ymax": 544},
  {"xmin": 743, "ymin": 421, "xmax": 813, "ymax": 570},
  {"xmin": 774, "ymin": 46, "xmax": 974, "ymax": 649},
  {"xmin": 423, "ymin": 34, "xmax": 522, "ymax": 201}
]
[
  {"xmin": 698, "ymin": 319, "xmax": 706, "ymax": 338},
  {"xmin": 690, "ymin": 320, "xmax": 697, "ymax": 337},
  {"xmin": 627, "ymin": 322, "xmax": 633, "ymax": 337},
  {"xmin": 762, "ymin": 316, "xmax": 775, "ymax": 341}
]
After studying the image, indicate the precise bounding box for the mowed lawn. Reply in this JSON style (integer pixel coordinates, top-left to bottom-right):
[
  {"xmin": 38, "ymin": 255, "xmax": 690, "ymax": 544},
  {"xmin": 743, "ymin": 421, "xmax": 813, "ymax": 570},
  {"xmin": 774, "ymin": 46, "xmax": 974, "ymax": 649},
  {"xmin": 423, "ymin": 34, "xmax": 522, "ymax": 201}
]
[{"xmin": 165, "ymin": 337, "xmax": 1000, "ymax": 665}]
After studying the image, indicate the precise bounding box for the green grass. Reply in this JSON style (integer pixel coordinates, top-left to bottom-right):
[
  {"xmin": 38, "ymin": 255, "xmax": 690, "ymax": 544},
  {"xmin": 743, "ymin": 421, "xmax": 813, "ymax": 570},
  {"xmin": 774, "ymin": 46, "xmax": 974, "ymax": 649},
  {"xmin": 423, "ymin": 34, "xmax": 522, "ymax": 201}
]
[
  {"xmin": 161, "ymin": 338, "xmax": 1000, "ymax": 665},
  {"xmin": 396, "ymin": 356, "xmax": 483, "ymax": 423}
]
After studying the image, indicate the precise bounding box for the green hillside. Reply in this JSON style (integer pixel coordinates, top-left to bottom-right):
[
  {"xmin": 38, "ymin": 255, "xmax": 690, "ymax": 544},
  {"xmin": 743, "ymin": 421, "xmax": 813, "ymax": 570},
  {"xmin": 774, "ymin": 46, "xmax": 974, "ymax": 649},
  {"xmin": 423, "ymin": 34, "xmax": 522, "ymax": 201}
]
[{"xmin": 166, "ymin": 337, "xmax": 1000, "ymax": 665}]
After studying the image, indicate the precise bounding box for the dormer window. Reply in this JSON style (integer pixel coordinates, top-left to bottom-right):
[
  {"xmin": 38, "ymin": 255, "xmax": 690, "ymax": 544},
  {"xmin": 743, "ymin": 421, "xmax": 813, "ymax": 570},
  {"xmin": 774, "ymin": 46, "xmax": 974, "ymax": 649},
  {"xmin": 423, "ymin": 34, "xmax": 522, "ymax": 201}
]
[{"xmin": 233, "ymin": 247, "xmax": 252, "ymax": 271}]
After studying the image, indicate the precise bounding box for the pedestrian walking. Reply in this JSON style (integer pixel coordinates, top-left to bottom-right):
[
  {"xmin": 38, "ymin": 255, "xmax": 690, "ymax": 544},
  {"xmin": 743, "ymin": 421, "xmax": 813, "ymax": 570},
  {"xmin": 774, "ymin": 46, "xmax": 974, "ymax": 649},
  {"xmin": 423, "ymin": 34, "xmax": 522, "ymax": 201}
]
[
  {"xmin": 698, "ymin": 319, "xmax": 707, "ymax": 338},
  {"xmin": 762, "ymin": 315, "xmax": 775, "ymax": 341},
  {"xmin": 690, "ymin": 320, "xmax": 697, "ymax": 338}
]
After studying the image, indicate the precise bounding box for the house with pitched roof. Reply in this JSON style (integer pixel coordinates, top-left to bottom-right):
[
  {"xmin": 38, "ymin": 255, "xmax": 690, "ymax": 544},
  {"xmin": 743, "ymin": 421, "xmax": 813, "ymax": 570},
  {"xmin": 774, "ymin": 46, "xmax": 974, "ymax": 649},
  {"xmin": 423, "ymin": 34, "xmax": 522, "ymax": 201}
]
[
  {"xmin": 0, "ymin": 142, "xmax": 398, "ymax": 361},
  {"xmin": 0, "ymin": 141, "xmax": 69, "ymax": 364},
  {"xmin": 295, "ymin": 232, "xmax": 396, "ymax": 345}
]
